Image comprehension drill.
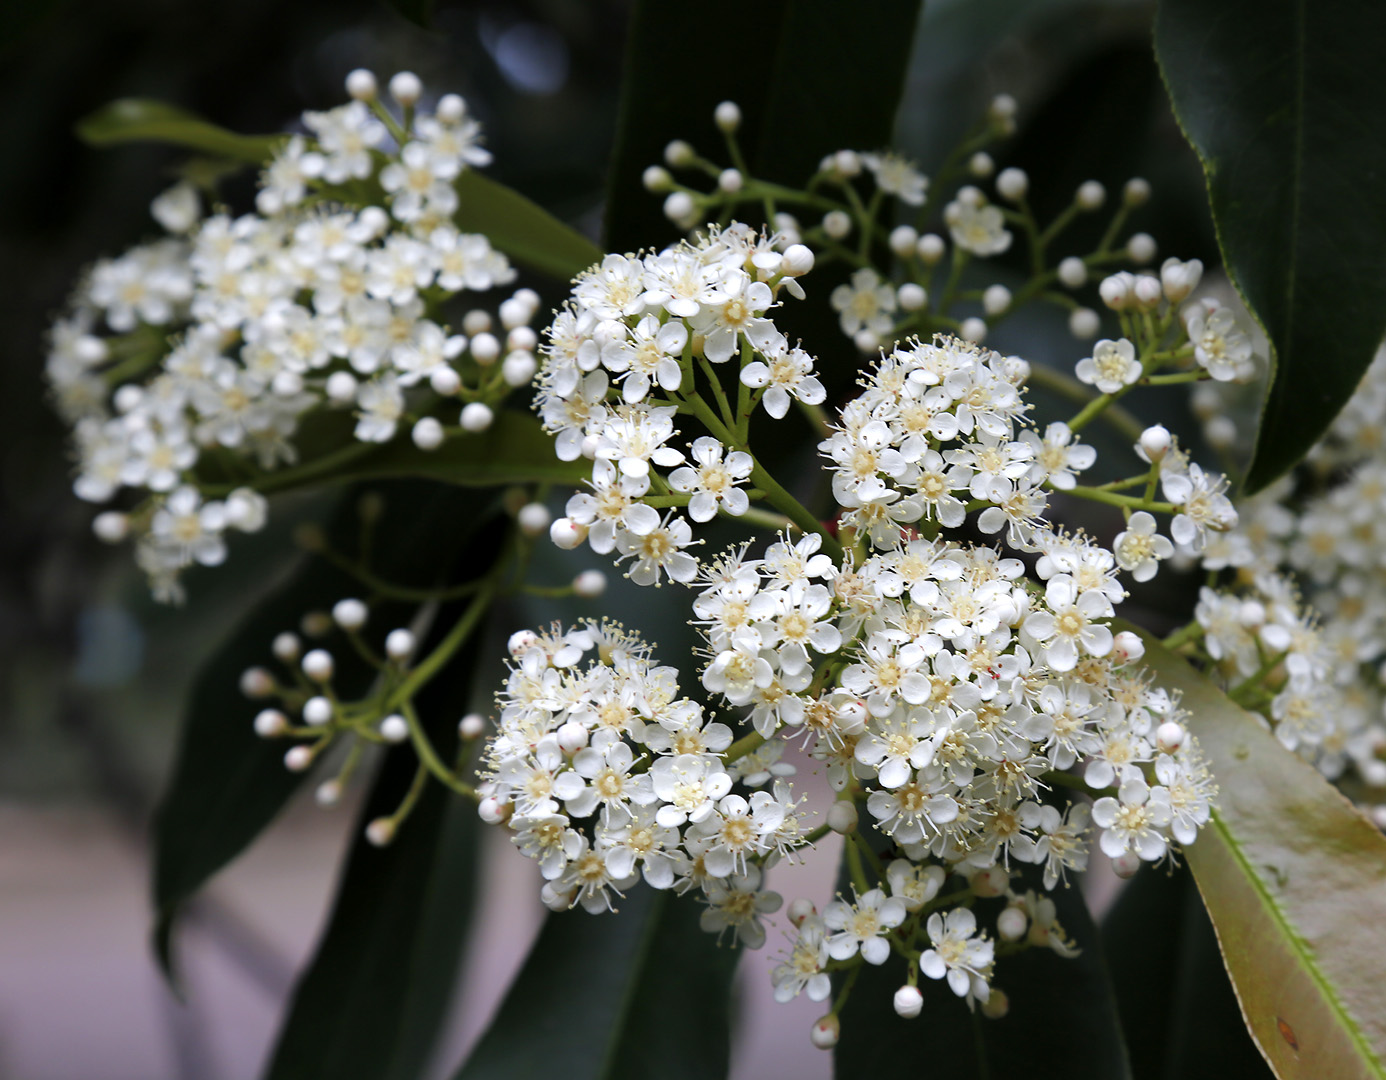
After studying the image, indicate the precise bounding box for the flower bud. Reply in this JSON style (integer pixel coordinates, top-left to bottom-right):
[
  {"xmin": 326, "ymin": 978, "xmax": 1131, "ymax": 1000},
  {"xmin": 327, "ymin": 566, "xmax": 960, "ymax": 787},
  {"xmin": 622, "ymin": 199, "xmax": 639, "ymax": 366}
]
[
  {"xmin": 1076, "ymin": 180, "xmax": 1106, "ymax": 210},
  {"xmin": 663, "ymin": 191, "xmax": 696, "ymax": 226},
  {"xmin": 429, "ymin": 363, "xmax": 462, "ymax": 395},
  {"xmin": 254, "ymin": 709, "xmax": 288, "ymax": 738},
  {"xmin": 989, "ymin": 93, "xmax": 1017, "ymax": 121},
  {"xmin": 969, "ymin": 151, "xmax": 995, "ymax": 178},
  {"xmin": 832, "ymin": 149, "xmax": 861, "ymax": 177},
  {"xmin": 893, "ymin": 985, "xmax": 924, "ymax": 1019},
  {"xmin": 1127, "ymin": 232, "xmax": 1157, "ymax": 265},
  {"xmin": 1238, "ymin": 600, "xmax": 1267, "ymax": 628},
  {"xmin": 550, "ymin": 516, "xmax": 586, "ymax": 550},
  {"xmin": 996, "ymin": 167, "xmax": 1028, "ymax": 202},
  {"xmin": 272, "ymin": 370, "xmax": 304, "ymax": 397},
  {"xmin": 897, "ymin": 282, "xmax": 927, "ymax": 311},
  {"xmin": 1132, "ymin": 274, "xmax": 1163, "ymax": 310},
  {"xmin": 302, "ymin": 649, "xmax": 334, "ymax": 683},
  {"xmin": 460, "ymin": 402, "xmax": 494, "ymax": 433},
  {"xmin": 272, "ymin": 632, "xmax": 301, "ymax": 663},
  {"xmin": 956, "ymin": 185, "xmax": 984, "ymax": 208},
  {"xmin": 1205, "ymin": 415, "xmax": 1237, "ymax": 449},
  {"xmin": 346, "ymin": 69, "xmax": 378, "ymax": 101},
  {"xmin": 508, "ymin": 629, "xmax": 539, "ymax": 656},
  {"xmin": 1057, "ymin": 257, "xmax": 1087, "ymax": 289},
  {"xmin": 326, "ymin": 370, "xmax": 358, "ymax": 404},
  {"xmin": 502, "ymin": 350, "xmax": 538, "ymax": 388},
  {"xmin": 459, "ymin": 713, "xmax": 486, "ymax": 740},
  {"xmin": 1160, "ymin": 257, "xmax": 1203, "ymax": 303},
  {"xmin": 365, "ymin": 817, "xmax": 397, "ymax": 846},
  {"xmin": 718, "ymin": 168, "xmax": 743, "ymax": 194},
  {"xmin": 992, "ymin": 909, "xmax": 1026, "ymax": 945},
  {"xmin": 1069, "ymin": 306, "xmax": 1100, "ymax": 340},
  {"xmin": 557, "ymin": 720, "xmax": 589, "ymax": 755},
  {"xmin": 822, "ymin": 210, "xmax": 852, "ymax": 240},
  {"xmin": 462, "ymin": 309, "xmax": 492, "ymax": 335},
  {"xmin": 959, "ymin": 317, "xmax": 988, "ymax": 344},
  {"xmin": 970, "ymin": 865, "xmax": 1009, "ymax": 898},
  {"xmin": 853, "ymin": 329, "xmax": 880, "ymax": 354},
  {"xmin": 315, "ymin": 779, "xmax": 342, "ymax": 807},
  {"xmin": 384, "ymin": 628, "xmax": 414, "ymax": 661},
  {"xmin": 664, "ymin": 140, "xmax": 694, "ymax": 168},
  {"xmin": 301, "ymin": 610, "xmax": 333, "ymax": 638},
  {"xmin": 92, "ymin": 511, "xmax": 129, "ymax": 544},
  {"xmin": 517, "ymin": 502, "xmax": 552, "ymax": 538},
  {"xmin": 1123, "ymin": 177, "xmax": 1152, "ymax": 206},
  {"xmin": 787, "ymin": 897, "xmax": 817, "ymax": 927},
  {"xmin": 412, "ymin": 417, "xmax": 445, "ymax": 451},
  {"xmin": 303, "ymin": 696, "xmax": 334, "ymax": 726},
  {"xmin": 982, "ymin": 989, "xmax": 1010, "ymax": 1019},
  {"xmin": 241, "ymin": 667, "xmax": 275, "ymax": 699},
  {"xmin": 982, "ymin": 284, "xmax": 1011, "ymax": 316},
  {"xmin": 1112, "ymin": 630, "xmax": 1146, "ymax": 664},
  {"xmin": 478, "ymin": 796, "xmax": 511, "ymax": 825},
  {"xmin": 827, "ymin": 800, "xmax": 859, "ymax": 834},
  {"xmin": 388, "ymin": 71, "xmax": 422, "ymax": 107},
  {"xmin": 1111, "ymin": 851, "xmax": 1141, "ymax": 879},
  {"xmin": 284, "ymin": 745, "xmax": 315, "ymax": 772},
  {"xmin": 781, "ymin": 244, "xmax": 815, "ymax": 276},
  {"xmin": 1099, "ymin": 272, "xmax": 1134, "ymax": 311},
  {"xmin": 332, "ymin": 598, "xmax": 368, "ymax": 631},
  {"xmin": 810, "ymin": 1014, "xmax": 840, "ymax": 1051},
  {"xmin": 470, "ymin": 331, "xmax": 500, "ymax": 366},
  {"xmin": 916, "ymin": 233, "xmax": 946, "ymax": 263},
  {"xmin": 642, "ymin": 165, "xmax": 673, "ymax": 192},
  {"xmin": 1156, "ymin": 721, "xmax": 1187, "ymax": 754},
  {"xmin": 889, "ymin": 225, "xmax": 919, "ymax": 257},
  {"xmin": 573, "ymin": 569, "xmax": 607, "ymax": 598},
  {"xmin": 714, "ymin": 100, "xmax": 742, "ymax": 132},
  {"xmin": 380, "ymin": 714, "xmax": 409, "ymax": 743},
  {"xmin": 436, "ymin": 94, "xmax": 466, "ymax": 123},
  {"xmin": 1138, "ymin": 423, "xmax": 1172, "ymax": 461}
]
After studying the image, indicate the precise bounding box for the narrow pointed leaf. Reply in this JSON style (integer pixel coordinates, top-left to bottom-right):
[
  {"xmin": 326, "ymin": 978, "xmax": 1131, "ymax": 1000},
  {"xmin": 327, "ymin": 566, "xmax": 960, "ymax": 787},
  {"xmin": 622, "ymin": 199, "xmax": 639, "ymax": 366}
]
[
  {"xmin": 76, "ymin": 98, "xmax": 285, "ymax": 163},
  {"xmin": 834, "ymin": 862, "xmax": 1130, "ymax": 1079},
  {"xmin": 1155, "ymin": 0, "xmax": 1386, "ymax": 491},
  {"xmin": 454, "ymin": 171, "xmax": 602, "ymax": 282},
  {"xmin": 262, "ymin": 601, "xmax": 488, "ymax": 1080},
  {"xmin": 1138, "ymin": 632, "xmax": 1386, "ymax": 1078},
  {"xmin": 453, "ymin": 891, "xmax": 739, "ymax": 1080}
]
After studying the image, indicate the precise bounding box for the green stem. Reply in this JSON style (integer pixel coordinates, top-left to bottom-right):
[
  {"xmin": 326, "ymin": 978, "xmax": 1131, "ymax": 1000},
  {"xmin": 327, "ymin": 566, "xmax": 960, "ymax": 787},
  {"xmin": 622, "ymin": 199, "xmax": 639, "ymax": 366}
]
[
  {"xmin": 385, "ymin": 576, "xmax": 498, "ymax": 711},
  {"xmin": 1065, "ymin": 485, "xmax": 1175, "ymax": 514},
  {"xmin": 403, "ymin": 701, "xmax": 477, "ymax": 799}
]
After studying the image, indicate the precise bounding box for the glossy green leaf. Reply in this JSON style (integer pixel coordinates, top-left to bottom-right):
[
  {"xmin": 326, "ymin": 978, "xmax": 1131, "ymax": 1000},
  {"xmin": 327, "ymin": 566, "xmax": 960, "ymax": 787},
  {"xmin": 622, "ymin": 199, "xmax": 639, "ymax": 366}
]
[
  {"xmin": 75, "ymin": 98, "xmax": 284, "ymax": 164},
  {"xmin": 151, "ymin": 484, "xmax": 501, "ymax": 977},
  {"xmin": 1102, "ymin": 866, "xmax": 1274, "ymax": 1080},
  {"xmin": 262, "ymin": 601, "xmax": 487, "ymax": 1080},
  {"xmin": 1138, "ymin": 632, "xmax": 1386, "ymax": 1078},
  {"xmin": 834, "ymin": 861, "xmax": 1130, "ymax": 1080},
  {"xmin": 452, "ymin": 890, "xmax": 740, "ymax": 1080},
  {"xmin": 454, "ymin": 170, "xmax": 602, "ymax": 282},
  {"xmin": 1155, "ymin": 0, "xmax": 1386, "ymax": 492}
]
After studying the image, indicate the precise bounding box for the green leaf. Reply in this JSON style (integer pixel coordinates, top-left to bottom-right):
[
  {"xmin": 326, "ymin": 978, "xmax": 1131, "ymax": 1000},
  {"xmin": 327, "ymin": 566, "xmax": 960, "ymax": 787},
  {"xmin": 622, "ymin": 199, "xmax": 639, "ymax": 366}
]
[
  {"xmin": 75, "ymin": 98, "xmax": 284, "ymax": 164},
  {"xmin": 454, "ymin": 170, "xmax": 603, "ymax": 282},
  {"xmin": 834, "ymin": 862, "xmax": 1131, "ymax": 1080},
  {"xmin": 262, "ymin": 600, "xmax": 487, "ymax": 1080},
  {"xmin": 1155, "ymin": 0, "xmax": 1386, "ymax": 492},
  {"xmin": 1138, "ymin": 631, "xmax": 1386, "ymax": 1078},
  {"xmin": 151, "ymin": 484, "xmax": 501, "ymax": 977},
  {"xmin": 452, "ymin": 890, "xmax": 740, "ymax": 1080},
  {"xmin": 1102, "ymin": 866, "xmax": 1274, "ymax": 1080}
]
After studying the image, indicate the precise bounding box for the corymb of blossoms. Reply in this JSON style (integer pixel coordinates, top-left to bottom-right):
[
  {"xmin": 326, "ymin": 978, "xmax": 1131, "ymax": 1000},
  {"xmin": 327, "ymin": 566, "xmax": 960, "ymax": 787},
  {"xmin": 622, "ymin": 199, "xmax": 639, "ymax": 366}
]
[{"xmin": 63, "ymin": 77, "xmax": 1386, "ymax": 1050}]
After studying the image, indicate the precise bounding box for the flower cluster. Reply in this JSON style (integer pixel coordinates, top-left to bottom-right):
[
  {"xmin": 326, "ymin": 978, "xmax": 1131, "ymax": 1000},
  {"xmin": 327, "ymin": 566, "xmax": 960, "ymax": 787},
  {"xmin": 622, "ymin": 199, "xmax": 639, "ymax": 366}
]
[
  {"xmin": 45, "ymin": 70, "xmax": 537, "ymax": 601},
  {"xmin": 478, "ymin": 621, "xmax": 805, "ymax": 946}
]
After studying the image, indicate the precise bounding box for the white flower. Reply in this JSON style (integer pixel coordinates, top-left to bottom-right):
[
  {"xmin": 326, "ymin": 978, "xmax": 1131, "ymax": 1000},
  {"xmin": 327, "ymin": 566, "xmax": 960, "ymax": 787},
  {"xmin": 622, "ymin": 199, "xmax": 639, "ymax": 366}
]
[
  {"xmin": 700, "ymin": 867, "xmax": 782, "ymax": 948},
  {"xmin": 1075, "ymin": 338, "xmax": 1141, "ymax": 395},
  {"xmin": 1022, "ymin": 422, "xmax": 1095, "ymax": 490},
  {"xmin": 380, "ymin": 141, "xmax": 461, "ymax": 223},
  {"xmin": 668, "ymin": 437, "xmax": 753, "ymax": 521},
  {"xmin": 945, "ymin": 200, "xmax": 1011, "ymax": 257},
  {"xmin": 740, "ymin": 344, "xmax": 825, "ymax": 419},
  {"xmin": 1021, "ymin": 574, "xmax": 1114, "ymax": 672},
  {"xmin": 565, "ymin": 458, "xmax": 659, "ymax": 554},
  {"xmin": 602, "ymin": 314, "xmax": 687, "ymax": 403},
  {"xmin": 862, "ymin": 151, "xmax": 928, "ymax": 205},
  {"xmin": 830, "ymin": 267, "xmax": 897, "ymax": 338},
  {"xmin": 303, "ymin": 101, "xmax": 386, "ymax": 183},
  {"xmin": 1113, "ymin": 511, "xmax": 1175, "ymax": 582},
  {"xmin": 772, "ymin": 916, "xmax": 832, "ymax": 1002},
  {"xmin": 823, "ymin": 888, "xmax": 907, "ymax": 965},
  {"xmin": 149, "ymin": 486, "xmax": 228, "ymax": 568},
  {"xmin": 354, "ymin": 375, "xmax": 405, "ymax": 442},
  {"xmin": 921, "ymin": 907, "xmax": 993, "ymax": 999},
  {"xmin": 1184, "ymin": 300, "xmax": 1254, "ymax": 381},
  {"xmin": 689, "ymin": 270, "xmax": 784, "ymax": 363},
  {"xmin": 1091, "ymin": 775, "xmax": 1173, "ymax": 860},
  {"xmin": 615, "ymin": 511, "xmax": 700, "ymax": 586},
  {"xmin": 650, "ymin": 753, "xmax": 732, "ymax": 827}
]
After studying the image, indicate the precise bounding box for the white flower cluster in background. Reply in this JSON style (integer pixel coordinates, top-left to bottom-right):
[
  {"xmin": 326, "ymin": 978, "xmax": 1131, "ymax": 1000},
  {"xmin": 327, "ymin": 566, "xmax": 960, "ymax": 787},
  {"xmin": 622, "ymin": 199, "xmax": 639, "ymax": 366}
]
[
  {"xmin": 45, "ymin": 69, "xmax": 537, "ymax": 601},
  {"xmin": 1191, "ymin": 347, "xmax": 1386, "ymax": 801}
]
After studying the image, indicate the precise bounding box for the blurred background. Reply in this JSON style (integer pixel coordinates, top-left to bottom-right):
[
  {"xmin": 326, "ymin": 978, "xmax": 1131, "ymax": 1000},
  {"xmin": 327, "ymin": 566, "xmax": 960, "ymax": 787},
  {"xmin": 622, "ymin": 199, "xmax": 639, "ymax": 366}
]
[{"xmin": 0, "ymin": 0, "xmax": 1223, "ymax": 1076}]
